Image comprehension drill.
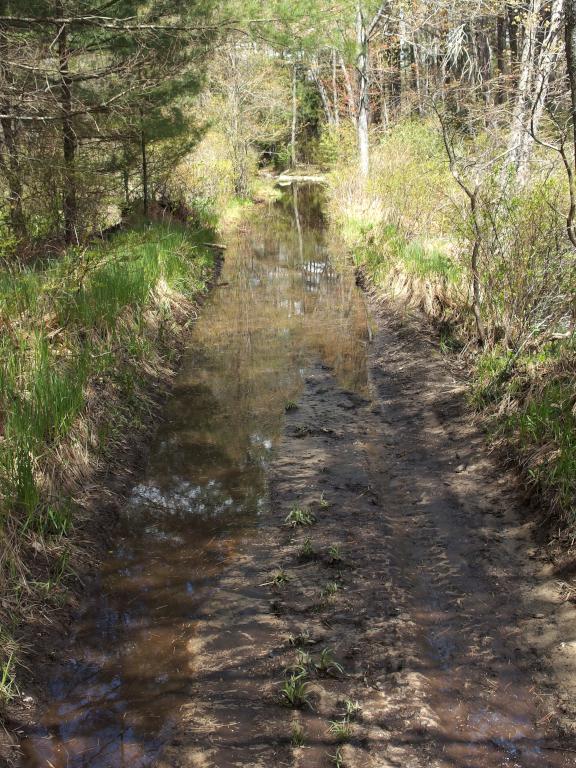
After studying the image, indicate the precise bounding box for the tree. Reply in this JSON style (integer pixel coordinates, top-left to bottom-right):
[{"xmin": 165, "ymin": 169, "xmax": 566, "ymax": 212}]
[{"xmin": 0, "ymin": 0, "xmax": 214, "ymax": 243}]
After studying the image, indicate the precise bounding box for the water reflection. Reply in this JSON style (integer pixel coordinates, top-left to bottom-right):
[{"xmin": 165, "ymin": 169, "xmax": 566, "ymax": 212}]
[{"xmin": 21, "ymin": 185, "xmax": 371, "ymax": 767}]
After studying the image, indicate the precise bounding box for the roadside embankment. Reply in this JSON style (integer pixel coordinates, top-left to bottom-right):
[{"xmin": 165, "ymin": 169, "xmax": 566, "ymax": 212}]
[
  {"xmin": 0, "ymin": 214, "xmax": 219, "ymax": 752},
  {"xmin": 323, "ymin": 120, "xmax": 575, "ymax": 533}
]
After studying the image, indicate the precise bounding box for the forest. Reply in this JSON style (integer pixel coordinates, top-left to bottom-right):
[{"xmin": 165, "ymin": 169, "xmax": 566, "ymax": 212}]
[{"xmin": 0, "ymin": 0, "xmax": 575, "ymax": 766}]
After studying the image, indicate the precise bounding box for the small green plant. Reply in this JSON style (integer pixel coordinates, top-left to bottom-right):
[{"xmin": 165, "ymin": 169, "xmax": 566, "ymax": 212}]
[
  {"xmin": 295, "ymin": 649, "xmax": 313, "ymax": 675},
  {"xmin": 291, "ymin": 720, "xmax": 305, "ymax": 747},
  {"xmin": 330, "ymin": 746, "xmax": 345, "ymax": 767},
  {"xmin": 285, "ymin": 505, "xmax": 315, "ymax": 528},
  {"xmin": 342, "ymin": 698, "xmax": 361, "ymax": 719},
  {"xmin": 327, "ymin": 544, "xmax": 342, "ymax": 564},
  {"xmin": 319, "ymin": 492, "xmax": 330, "ymax": 508},
  {"xmin": 322, "ymin": 580, "xmax": 340, "ymax": 599},
  {"xmin": 260, "ymin": 570, "xmax": 289, "ymax": 588},
  {"xmin": 299, "ymin": 537, "xmax": 315, "ymax": 559},
  {"xmin": 280, "ymin": 672, "xmax": 311, "ymax": 709},
  {"xmin": 285, "ymin": 400, "xmax": 298, "ymax": 411},
  {"xmin": 0, "ymin": 653, "xmax": 17, "ymax": 702},
  {"xmin": 329, "ymin": 719, "xmax": 353, "ymax": 742},
  {"xmin": 315, "ymin": 647, "xmax": 344, "ymax": 676}
]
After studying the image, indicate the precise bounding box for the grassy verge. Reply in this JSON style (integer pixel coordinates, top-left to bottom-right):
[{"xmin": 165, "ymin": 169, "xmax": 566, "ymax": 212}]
[
  {"xmin": 471, "ymin": 341, "xmax": 576, "ymax": 523},
  {"xmin": 0, "ymin": 218, "xmax": 216, "ymax": 709},
  {"xmin": 324, "ymin": 120, "xmax": 575, "ymax": 530}
]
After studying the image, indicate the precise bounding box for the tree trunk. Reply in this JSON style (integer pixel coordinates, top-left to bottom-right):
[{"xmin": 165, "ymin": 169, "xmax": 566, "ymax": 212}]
[
  {"xmin": 563, "ymin": 0, "xmax": 576, "ymax": 248},
  {"xmin": 58, "ymin": 11, "xmax": 77, "ymax": 244},
  {"xmin": 504, "ymin": 0, "xmax": 548, "ymax": 183},
  {"xmin": 496, "ymin": 14, "xmax": 508, "ymax": 104},
  {"xmin": 310, "ymin": 58, "xmax": 335, "ymax": 126},
  {"xmin": 411, "ymin": 36, "xmax": 422, "ymax": 115},
  {"xmin": 0, "ymin": 111, "xmax": 26, "ymax": 238},
  {"xmin": 339, "ymin": 54, "xmax": 357, "ymax": 122},
  {"xmin": 470, "ymin": 190, "xmax": 487, "ymax": 346},
  {"xmin": 140, "ymin": 108, "xmax": 148, "ymax": 216},
  {"xmin": 332, "ymin": 48, "xmax": 340, "ymax": 127},
  {"xmin": 389, "ymin": 32, "xmax": 402, "ymax": 118},
  {"xmin": 291, "ymin": 61, "xmax": 298, "ymax": 167},
  {"xmin": 356, "ymin": 2, "xmax": 370, "ymax": 177},
  {"xmin": 508, "ymin": 3, "xmax": 520, "ymax": 66},
  {"xmin": 565, "ymin": 0, "xmax": 576, "ymax": 161}
]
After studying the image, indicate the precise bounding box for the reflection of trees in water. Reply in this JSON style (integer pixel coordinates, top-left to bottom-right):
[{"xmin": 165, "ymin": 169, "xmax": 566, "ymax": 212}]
[{"xmin": 193, "ymin": 188, "xmax": 370, "ymax": 423}]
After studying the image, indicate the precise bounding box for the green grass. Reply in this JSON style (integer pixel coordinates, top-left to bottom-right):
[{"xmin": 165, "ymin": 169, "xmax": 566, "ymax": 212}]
[
  {"xmin": 509, "ymin": 380, "xmax": 576, "ymax": 514},
  {"xmin": 472, "ymin": 341, "xmax": 576, "ymax": 522},
  {"xmin": 285, "ymin": 505, "xmax": 316, "ymax": 528},
  {"xmin": 0, "ymin": 219, "xmax": 215, "ymax": 707},
  {"xmin": 280, "ymin": 671, "xmax": 311, "ymax": 709},
  {"xmin": 352, "ymin": 223, "xmax": 460, "ymax": 286},
  {"xmin": 329, "ymin": 719, "xmax": 353, "ymax": 742}
]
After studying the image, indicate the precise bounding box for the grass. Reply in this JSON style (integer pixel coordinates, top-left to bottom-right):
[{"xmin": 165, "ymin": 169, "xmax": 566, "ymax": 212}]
[
  {"xmin": 299, "ymin": 537, "xmax": 316, "ymax": 560},
  {"xmin": 261, "ymin": 570, "xmax": 290, "ymax": 588},
  {"xmin": 329, "ymin": 719, "xmax": 353, "ymax": 742},
  {"xmin": 291, "ymin": 720, "xmax": 305, "ymax": 747},
  {"xmin": 471, "ymin": 341, "xmax": 576, "ymax": 524},
  {"xmin": 285, "ymin": 505, "xmax": 316, "ymax": 528},
  {"xmin": 327, "ymin": 544, "xmax": 343, "ymax": 564},
  {"xmin": 280, "ymin": 671, "xmax": 312, "ymax": 709},
  {"xmin": 315, "ymin": 647, "xmax": 344, "ymax": 676},
  {"xmin": 351, "ymin": 225, "xmax": 460, "ymax": 289},
  {"xmin": 342, "ymin": 698, "xmax": 361, "ymax": 719},
  {"xmin": 321, "ymin": 581, "xmax": 341, "ymax": 600},
  {"xmin": 0, "ymin": 654, "xmax": 17, "ymax": 702},
  {"xmin": 330, "ymin": 746, "xmax": 345, "ymax": 767},
  {"xmin": 0, "ymin": 218, "xmax": 215, "ymax": 711}
]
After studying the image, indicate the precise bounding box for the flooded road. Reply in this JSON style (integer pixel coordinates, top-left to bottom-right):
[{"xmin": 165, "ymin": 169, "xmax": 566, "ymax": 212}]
[
  {"xmin": 21, "ymin": 186, "xmax": 576, "ymax": 768},
  {"xmin": 20, "ymin": 187, "xmax": 370, "ymax": 767}
]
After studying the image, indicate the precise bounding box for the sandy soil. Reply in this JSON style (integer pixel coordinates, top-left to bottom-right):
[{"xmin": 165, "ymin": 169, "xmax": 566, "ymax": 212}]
[{"xmin": 157, "ymin": 300, "xmax": 576, "ymax": 768}]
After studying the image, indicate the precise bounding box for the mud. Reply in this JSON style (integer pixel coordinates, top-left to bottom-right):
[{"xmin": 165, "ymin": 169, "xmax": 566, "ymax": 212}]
[{"xmin": 17, "ymin": 186, "xmax": 576, "ymax": 768}]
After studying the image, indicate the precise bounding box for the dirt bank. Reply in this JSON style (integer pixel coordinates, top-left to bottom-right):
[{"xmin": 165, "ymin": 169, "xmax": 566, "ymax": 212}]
[{"xmin": 160, "ymin": 300, "xmax": 576, "ymax": 767}]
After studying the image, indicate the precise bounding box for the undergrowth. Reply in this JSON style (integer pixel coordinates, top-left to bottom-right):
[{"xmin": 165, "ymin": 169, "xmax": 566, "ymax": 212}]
[
  {"xmin": 472, "ymin": 341, "xmax": 576, "ymax": 523},
  {"xmin": 325, "ymin": 118, "xmax": 575, "ymax": 529},
  {"xmin": 0, "ymin": 219, "xmax": 215, "ymax": 711}
]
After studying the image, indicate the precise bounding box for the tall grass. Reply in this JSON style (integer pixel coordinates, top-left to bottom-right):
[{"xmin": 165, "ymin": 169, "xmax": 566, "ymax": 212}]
[{"xmin": 0, "ymin": 219, "xmax": 215, "ymax": 705}]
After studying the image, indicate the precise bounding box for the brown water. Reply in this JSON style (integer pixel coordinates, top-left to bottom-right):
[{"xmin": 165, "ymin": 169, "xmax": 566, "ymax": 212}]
[{"xmin": 20, "ymin": 185, "xmax": 371, "ymax": 767}]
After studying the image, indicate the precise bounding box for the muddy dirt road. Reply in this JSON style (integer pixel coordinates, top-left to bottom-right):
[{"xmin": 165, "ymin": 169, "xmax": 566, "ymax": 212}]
[{"xmin": 19, "ymin": 186, "xmax": 576, "ymax": 767}]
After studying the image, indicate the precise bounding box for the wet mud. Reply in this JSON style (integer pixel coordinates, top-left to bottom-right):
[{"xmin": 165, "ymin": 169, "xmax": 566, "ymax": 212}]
[{"xmin": 19, "ymin": 186, "xmax": 576, "ymax": 768}]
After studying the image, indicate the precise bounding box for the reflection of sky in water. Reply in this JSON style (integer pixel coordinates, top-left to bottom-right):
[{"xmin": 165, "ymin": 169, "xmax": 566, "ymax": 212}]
[{"xmin": 127, "ymin": 479, "xmax": 238, "ymax": 519}]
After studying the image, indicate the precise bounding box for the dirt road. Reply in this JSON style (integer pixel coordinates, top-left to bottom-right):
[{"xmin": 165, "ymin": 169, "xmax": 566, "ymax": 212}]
[{"xmin": 159, "ymin": 302, "xmax": 576, "ymax": 768}]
